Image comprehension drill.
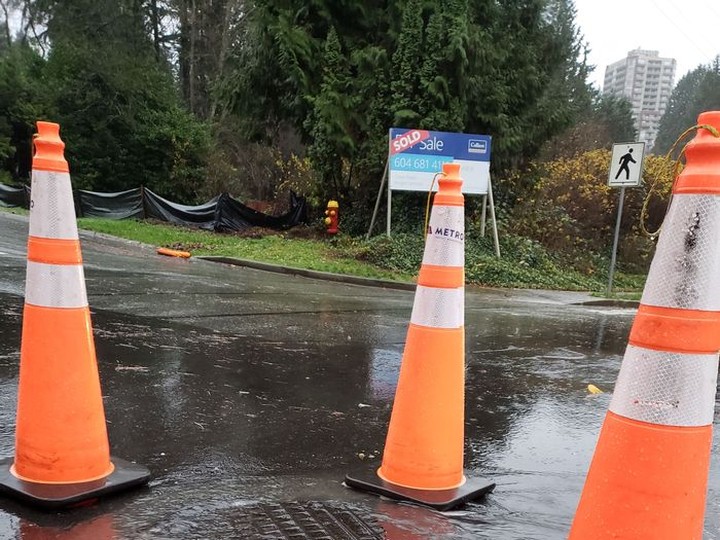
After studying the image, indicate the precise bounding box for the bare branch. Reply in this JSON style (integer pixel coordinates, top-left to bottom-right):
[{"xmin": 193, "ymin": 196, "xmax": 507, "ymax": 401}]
[{"xmin": 0, "ymin": 0, "xmax": 12, "ymax": 47}]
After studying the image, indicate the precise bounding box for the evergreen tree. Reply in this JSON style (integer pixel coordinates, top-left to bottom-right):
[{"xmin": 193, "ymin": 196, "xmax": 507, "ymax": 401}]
[
  {"xmin": 465, "ymin": 0, "xmax": 591, "ymax": 168},
  {"xmin": 0, "ymin": 43, "xmax": 49, "ymax": 181},
  {"xmin": 418, "ymin": 0, "xmax": 468, "ymax": 132},
  {"xmin": 593, "ymin": 94, "xmax": 636, "ymax": 143},
  {"xmin": 306, "ymin": 26, "xmax": 356, "ymax": 200},
  {"xmin": 389, "ymin": 0, "xmax": 424, "ymax": 127},
  {"xmin": 199, "ymin": 0, "xmax": 597, "ymax": 206},
  {"xmin": 27, "ymin": 0, "xmax": 209, "ymax": 199},
  {"xmin": 693, "ymin": 57, "xmax": 720, "ymax": 115},
  {"xmin": 526, "ymin": 0, "xmax": 592, "ymax": 150},
  {"xmin": 655, "ymin": 58, "xmax": 720, "ymax": 155},
  {"xmin": 654, "ymin": 66, "xmax": 709, "ymax": 154},
  {"xmin": 539, "ymin": 92, "xmax": 636, "ymax": 161}
]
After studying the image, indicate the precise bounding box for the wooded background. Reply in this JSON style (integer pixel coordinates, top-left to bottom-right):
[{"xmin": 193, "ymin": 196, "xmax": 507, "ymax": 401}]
[{"xmin": 0, "ymin": 1, "xmax": 718, "ymax": 243}]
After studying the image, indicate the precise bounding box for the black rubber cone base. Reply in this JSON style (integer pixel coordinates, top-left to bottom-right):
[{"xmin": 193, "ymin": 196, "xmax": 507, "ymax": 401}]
[
  {"xmin": 0, "ymin": 456, "xmax": 150, "ymax": 510},
  {"xmin": 345, "ymin": 469, "xmax": 495, "ymax": 511}
]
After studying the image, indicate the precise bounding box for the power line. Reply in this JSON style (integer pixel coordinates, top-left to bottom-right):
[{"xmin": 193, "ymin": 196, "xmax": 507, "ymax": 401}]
[
  {"xmin": 699, "ymin": 0, "xmax": 720, "ymax": 23},
  {"xmin": 652, "ymin": 0, "xmax": 715, "ymax": 60}
]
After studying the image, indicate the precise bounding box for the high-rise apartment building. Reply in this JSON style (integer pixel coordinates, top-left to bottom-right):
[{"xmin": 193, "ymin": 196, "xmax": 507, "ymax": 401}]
[{"xmin": 603, "ymin": 49, "xmax": 676, "ymax": 149}]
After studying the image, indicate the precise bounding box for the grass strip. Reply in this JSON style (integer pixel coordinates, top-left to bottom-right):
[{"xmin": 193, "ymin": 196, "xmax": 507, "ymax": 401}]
[
  {"xmin": 0, "ymin": 208, "xmax": 645, "ymax": 293},
  {"xmin": 77, "ymin": 218, "xmax": 413, "ymax": 282}
]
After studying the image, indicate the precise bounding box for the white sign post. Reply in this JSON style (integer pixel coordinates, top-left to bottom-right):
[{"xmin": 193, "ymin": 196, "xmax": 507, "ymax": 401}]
[{"xmin": 607, "ymin": 142, "xmax": 645, "ymax": 295}]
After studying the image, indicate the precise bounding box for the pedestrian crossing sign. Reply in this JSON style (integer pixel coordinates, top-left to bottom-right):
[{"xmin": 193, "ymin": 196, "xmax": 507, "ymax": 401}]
[{"xmin": 608, "ymin": 142, "xmax": 645, "ymax": 187}]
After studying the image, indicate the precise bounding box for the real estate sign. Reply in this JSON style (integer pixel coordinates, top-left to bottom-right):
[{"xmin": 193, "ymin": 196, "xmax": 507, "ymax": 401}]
[{"xmin": 388, "ymin": 128, "xmax": 492, "ymax": 194}]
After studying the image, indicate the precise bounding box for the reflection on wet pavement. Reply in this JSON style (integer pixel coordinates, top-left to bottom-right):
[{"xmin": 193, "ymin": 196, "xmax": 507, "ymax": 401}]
[{"xmin": 1, "ymin": 213, "xmax": 719, "ymax": 539}]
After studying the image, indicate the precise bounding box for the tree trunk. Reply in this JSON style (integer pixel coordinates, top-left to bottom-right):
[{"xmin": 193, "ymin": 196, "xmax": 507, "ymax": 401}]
[
  {"xmin": 188, "ymin": 0, "xmax": 197, "ymax": 114},
  {"xmin": 149, "ymin": 0, "xmax": 161, "ymax": 59}
]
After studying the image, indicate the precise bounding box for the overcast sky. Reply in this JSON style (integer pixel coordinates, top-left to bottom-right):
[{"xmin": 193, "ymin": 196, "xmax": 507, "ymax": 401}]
[{"xmin": 574, "ymin": 0, "xmax": 719, "ymax": 89}]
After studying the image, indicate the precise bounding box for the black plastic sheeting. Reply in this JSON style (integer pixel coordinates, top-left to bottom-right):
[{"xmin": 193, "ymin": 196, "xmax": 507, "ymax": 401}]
[
  {"xmin": 77, "ymin": 188, "xmax": 145, "ymax": 220},
  {"xmin": 0, "ymin": 183, "xmax": 308, "ymax": 232},
  {"xmin": 214, "ymin": 192, "xmax": 308, "ymax": 232},
  {"xmin": 143, "ymin": 189, "xmax": 218, "ymax": 228},
  {"xmin": 0, "ymin": 183, "xmax": 29, "ymax": 208}
]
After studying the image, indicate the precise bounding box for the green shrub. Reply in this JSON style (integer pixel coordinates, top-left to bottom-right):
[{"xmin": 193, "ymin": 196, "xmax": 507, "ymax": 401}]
[
  {"xmin": 350, "ymin": 229, "xmax": 635, "ymax": 291},
  {"xmin": 356, "ymin": 233, "xmax": 424, "ymax": 272},
  {"xmin": 509, "ymin": 149, "xmax": 673, "ymax": 273}
]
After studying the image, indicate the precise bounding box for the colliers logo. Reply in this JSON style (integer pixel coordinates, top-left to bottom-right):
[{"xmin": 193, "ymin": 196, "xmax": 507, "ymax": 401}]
[{"xmin": 468, "ymin": 139, "xmax": 487, "ymax": 154}]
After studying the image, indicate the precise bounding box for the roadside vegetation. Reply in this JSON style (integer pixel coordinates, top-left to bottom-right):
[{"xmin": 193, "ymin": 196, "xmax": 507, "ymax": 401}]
[
  {"xmin": 1, "ymin": 2, "xmax": 718, "ymax": 293},
  {"xmin": 0, "ymin": 202, "xmax": 645, "ymax": 290},
  {"xmin": 77, "ymin": 217, "xmax": 414, "ymax": 282},
  {"xmin": 71, "ymin": 215, "xmax": 644, "ymax": 292}
]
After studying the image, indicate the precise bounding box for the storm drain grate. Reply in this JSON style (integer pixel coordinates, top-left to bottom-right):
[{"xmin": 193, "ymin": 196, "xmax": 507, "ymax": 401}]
[{"xmin": 231, "ymin": 501, "xmax": 385, "ymax": 539}]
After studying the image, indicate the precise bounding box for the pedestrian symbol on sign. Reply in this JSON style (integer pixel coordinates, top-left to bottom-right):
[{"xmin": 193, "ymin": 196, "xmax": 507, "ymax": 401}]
[
  {"xmin": 614, "ymin": 148, "xmax": 637, "ymax": 181},
  {"xmin": 608, "ymin": 142, "xmax": 645, "ymax": 187}
]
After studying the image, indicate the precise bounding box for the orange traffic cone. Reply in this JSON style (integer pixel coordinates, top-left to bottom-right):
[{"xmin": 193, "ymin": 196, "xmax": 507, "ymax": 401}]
[
  {"xmin": 0, "ymin": 121, "xmax": 150, "ymax": 509},
  {"xmin": 569, "ymin": 112, "xmax": 720, "ymax": 538},
  {"xmin": 345, "ymin": 162, "xmax": 494, "ymax": 510}
]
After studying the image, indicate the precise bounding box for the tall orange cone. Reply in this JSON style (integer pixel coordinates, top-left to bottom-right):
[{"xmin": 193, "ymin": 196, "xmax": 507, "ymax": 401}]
[
  {"xmin": 0, "ymin": 121, "xmax": 150, "ymax": 509},
  {"xmin": 569, "ymin": 112, "xmax": 720, "ymax": 538},
  {"xmin": 345, "ymin": 162, "xmax": 495, "ymax": 510}
]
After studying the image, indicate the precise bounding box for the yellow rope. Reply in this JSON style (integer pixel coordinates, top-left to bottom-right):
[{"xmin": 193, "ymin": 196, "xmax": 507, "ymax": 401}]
[
  {"xmin": 423, "ymin": 171, "xmax": 444, "ymax": 240},
  {"xmin": 640, "ymin": 123, "xmax": 720, "ymax": 238}
]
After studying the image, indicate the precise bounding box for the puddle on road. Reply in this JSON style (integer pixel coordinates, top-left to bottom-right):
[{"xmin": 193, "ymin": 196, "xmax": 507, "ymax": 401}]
[{"xmin": 0, "ymin": 292, "xmax": 718, "ymax": 539}]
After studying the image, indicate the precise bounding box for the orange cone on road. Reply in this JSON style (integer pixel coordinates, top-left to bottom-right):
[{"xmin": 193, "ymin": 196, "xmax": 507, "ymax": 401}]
[
  {"xmin": 345, "ymin": 162, "xmax": 495, "ymax": 510},
  {"xmin": 0, "ymin": 121, "xmax": 150, "ymax": 509},
  {"xmin": 569, "ymin": 112, "xmax": 720, "ymax": 538}
]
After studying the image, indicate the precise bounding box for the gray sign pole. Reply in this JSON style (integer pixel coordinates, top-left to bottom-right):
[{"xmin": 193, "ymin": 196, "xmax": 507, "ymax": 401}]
[
  {"xmin": 607, "ymin": 186, "xmax": 626, "ymax": 296},
  {"xmin": 386, "ymin": 175, "xmax": 392, "ymax": 237},
  {"xmin": 487, "ymin": 175, "xmax": 501, "ymax": 258},
  {"xmin": 480, "ymin": 195, "xmax": 487, "ymax": 237},
  {"xmin": 366, "ymin": 158, "xmax": 388, "ymax": 240}
]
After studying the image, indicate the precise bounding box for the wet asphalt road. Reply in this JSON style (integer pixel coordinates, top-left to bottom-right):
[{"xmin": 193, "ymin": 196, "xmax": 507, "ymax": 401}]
[{"xmin": 1, "ymin": 211, "xmax": 719, "ymax": 539}]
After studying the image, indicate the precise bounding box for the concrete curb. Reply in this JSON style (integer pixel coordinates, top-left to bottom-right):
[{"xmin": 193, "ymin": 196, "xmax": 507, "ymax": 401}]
[
  {"xmin": 576, "ymin": 299, "xmax": 640, "ymax": 308},
  {"xmin": 197, "ymin": 256, "xmax": 417, "ymax": 291},
  {"xmin": 197, "ymin": 258, "xmax": 639, "ymax": 305},
  {"xmin": 79, "ymin": 229, "xmax": 158, "ymax": 253},
  {"xmin": 0, "ymin": 212, "xmax": 639, "ymax": 302}
]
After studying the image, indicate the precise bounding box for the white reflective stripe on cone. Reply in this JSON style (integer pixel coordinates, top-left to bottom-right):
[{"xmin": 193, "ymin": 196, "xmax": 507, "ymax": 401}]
[
  {"xmin": 410, "ymin": 285, "xmax": 464, "ymax": 329},
  {"xmin": 28, "ymin": 170, "xmax": 79, "ymax": 240},
  {"xmin": 609, "ymin": 344, "xmax": 719, "ymax": 427},
  {"xmin": 641, "ymin": 194, "xmax": 720, "ymax": 311},
  {"xmin": 25, "ymin": 261, "xmax": 88, "ymax": 308},
  {"xmin": 423, "ymin": 206, "xmax": 464, "ymax": 268}
]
